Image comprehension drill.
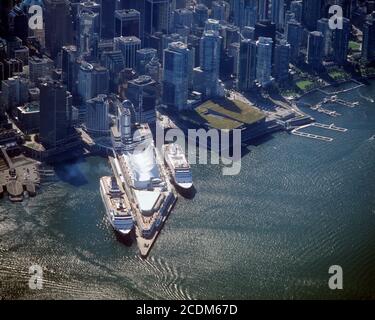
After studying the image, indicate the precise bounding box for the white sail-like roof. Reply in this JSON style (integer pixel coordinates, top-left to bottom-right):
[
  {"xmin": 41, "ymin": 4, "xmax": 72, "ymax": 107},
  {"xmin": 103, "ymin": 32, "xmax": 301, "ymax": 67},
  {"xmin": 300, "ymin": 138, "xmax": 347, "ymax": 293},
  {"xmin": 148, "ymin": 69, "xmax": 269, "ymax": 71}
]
[{"xmin": 129, "ymin": 144, "xmax": 160, "ymax": 186}]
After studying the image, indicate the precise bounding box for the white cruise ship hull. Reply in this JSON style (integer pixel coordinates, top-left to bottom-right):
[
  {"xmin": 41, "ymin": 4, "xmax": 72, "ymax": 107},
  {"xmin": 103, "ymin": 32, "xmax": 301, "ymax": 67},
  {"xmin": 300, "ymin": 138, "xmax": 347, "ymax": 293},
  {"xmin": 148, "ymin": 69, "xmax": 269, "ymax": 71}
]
[{"xmin": 99, "ymin": 179, "xmax": 133, "ymax": 237}]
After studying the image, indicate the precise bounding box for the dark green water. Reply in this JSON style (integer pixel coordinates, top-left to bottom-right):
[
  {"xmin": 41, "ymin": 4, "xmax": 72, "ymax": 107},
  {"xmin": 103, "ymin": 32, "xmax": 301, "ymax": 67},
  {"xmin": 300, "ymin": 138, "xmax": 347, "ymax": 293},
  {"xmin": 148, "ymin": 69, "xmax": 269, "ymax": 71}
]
[{"xmin": 1, "ymin": 81, "xmax": 375, "ymax": 299}]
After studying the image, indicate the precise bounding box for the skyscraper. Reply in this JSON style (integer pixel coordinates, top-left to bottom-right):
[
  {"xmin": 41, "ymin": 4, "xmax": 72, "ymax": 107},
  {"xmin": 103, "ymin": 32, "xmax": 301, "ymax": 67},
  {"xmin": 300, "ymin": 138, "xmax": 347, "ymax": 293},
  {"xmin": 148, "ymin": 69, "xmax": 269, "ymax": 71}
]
[
  {"xmin": 145, "ymin": 0, "xmax": 172, "ymax": 39},
  {"xmin": 256, "ymin": 37, "xmax": 273, "ymax": 87},
  {"xmin": 78, "ymin": 10, "xmax": 99, "ymax": 55},
  {"xmin": 238, "ymin": 39, "xmax": 257, "ymax": 91},
  {"xmin": 274, "ymin": 40, "xmax": 291, "ymax": 83},
  {"xmin": 79, "ymin": 1, "xmax": 101, "ymax": 34},
  {"xmin": 332, "ymin": 17, "xmax": 350, "ymax": 65},
  {"xmin": 114, "ymin": 36, "xmax": 142, "ymax": 69},
  {"xmin": 362, "ymin": 13, "xmax": 375, "ymax": 62},
  {"xmin": 306, "ymin": 31, "xmax": 324, "ymax": 69},
  {"xmin": 243, "ymin": 0, "xmax": 259, "ymax": 28},
  {"xmin": 127, "ymin": 75, "xmax": 158, "ymax": 124},
  {"xmin": 44, "ymin": 0, "xmax": 73, "ymax": 58},
  {"xmin": 302, "ymin": 0, "xmax": 322, "ymax": 31},
  {"xmin": 29, "ymin": 56, "xmax": 54, "ymax": 84},
  {"xmin": 85, "ymin": 94, "xmax": 110, "ymax": 135},
  {"xmin": 61, "ymin": 45, "xmax": 78, "ymax": 94},
  {"xmin": 211, "ymin": 1, "xmax": 230, "ymax": 21},
  {"xmin": 77, "ymin": 62, "xmax": 109, "ymax": 103},
  {"xmin": 100, "ymin": 0, "xmax": 119, "ymax": 39},
  {"xmin": 317, "ymin": 18, "xmax": 333, "ymax": 59},
  {"xmin": 287, "ymin": 19, "xmax": 303, "ymax": 63},
  {"xmin": 290, "ymin": 0, "xmax": 302, "ymax": 23},
  {"xmin": 114, "ymin": 9, "xmax": 141, "ymax": 38},
  {"xmin": 8, "ymin": 5, "xmax": 28, "ymax": 42},
  {"xmin": 136, "ymin": 48, "xmax": 157, "ymax": 75},
  {"xmin": 163, "ymin": 41, "xmax": 191, "ymax": 110},
  {"xmin": 200, "ymin": 30, "xmax": 222, "ymax": 97},
  {"xmin": 271, "ymin": 0, "xmax": 285, "ymax": 30},
  {"xmin": 258, "ymin": 0, "xmax": 270, "ymax": 20},
  {"xmin": 39, "ymin": 80, "xmax": 73, "ymax": 149},
  {"xmin": 194, "ymin": 3, "xmax": 209, "ymax": 28}
]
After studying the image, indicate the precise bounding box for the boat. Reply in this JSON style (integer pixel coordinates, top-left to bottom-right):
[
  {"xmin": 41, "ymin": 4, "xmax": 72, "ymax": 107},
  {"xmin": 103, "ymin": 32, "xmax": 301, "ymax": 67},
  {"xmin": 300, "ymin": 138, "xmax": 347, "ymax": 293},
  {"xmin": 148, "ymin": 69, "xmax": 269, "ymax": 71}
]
[
  {"xmin": 163, "ymin": 143, "xmax": 193, "ymax": 192},
  {"xmin": 120, "ymin": 143, "xmax": 176, "ymax": 239},
  {"xmin": 99, "ymin": 176, "xmax": 134, "ymax": 236}
]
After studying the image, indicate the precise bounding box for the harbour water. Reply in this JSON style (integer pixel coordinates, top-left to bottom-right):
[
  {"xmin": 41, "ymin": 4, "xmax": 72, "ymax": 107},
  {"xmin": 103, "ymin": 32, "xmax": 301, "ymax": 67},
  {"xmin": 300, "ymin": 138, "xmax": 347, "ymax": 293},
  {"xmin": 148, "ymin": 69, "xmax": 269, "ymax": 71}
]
[{"xmin": 0, "ymin": 81, "xmax": 374, "ymax": 299}]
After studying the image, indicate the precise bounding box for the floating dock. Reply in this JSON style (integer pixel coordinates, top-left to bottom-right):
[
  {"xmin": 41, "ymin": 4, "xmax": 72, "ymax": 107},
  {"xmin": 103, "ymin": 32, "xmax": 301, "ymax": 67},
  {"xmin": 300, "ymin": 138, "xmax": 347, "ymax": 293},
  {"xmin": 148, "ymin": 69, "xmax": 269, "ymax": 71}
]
[
  {"xmin": 311, "ymin": 123, "xmax": 347, "ymax": 132},
  {"xmin": 291, "ymin": 122, "xmax": 347, "ymax": 142},
  {"xmin": 291, "ymin": 130, "xmax": 333, "ymax": 142}
]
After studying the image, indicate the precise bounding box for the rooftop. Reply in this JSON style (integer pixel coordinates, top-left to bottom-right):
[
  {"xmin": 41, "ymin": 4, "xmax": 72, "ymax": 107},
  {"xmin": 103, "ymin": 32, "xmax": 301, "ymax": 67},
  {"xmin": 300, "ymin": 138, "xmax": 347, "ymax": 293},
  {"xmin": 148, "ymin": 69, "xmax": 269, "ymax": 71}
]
[{"xmin": 186, "ymin": 98, "xmax": 266, "ymax": 130}]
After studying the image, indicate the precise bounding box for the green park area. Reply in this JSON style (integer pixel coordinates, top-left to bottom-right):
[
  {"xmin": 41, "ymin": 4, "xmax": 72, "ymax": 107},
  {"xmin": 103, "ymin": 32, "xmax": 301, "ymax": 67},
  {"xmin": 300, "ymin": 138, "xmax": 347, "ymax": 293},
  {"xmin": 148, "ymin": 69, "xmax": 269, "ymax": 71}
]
[
  {"xmin": 296, "ymin": 80, "xmax": 315, "ymax": 92},
  {"xmin": 181, "ymin": 99, "xmax": 265, "ymax": 130},
  {"xmin": 328, "ymin": 69, "xmax": 349, "ymax": 81},
  {"xmin": 349, "ymin": 41, "xmax": 361, "ymax": 51}
]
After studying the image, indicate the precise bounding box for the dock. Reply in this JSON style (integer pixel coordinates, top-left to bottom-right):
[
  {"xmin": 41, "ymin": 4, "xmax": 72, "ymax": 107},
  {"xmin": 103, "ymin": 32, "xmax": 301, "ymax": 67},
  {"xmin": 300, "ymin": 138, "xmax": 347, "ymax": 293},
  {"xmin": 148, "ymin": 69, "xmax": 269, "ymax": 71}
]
[
  {"xmin": 291, "ymin": 130, "xmax": 333, "ymax": 142},
  {"xmin": 313, "ymin": 104, "xmax": 341, "ymax": 117},
  {"xmin": 291, "ymin": 121, "xmax": 347, "ymax": 142},
  {"xmin": 318, "ymin": 80, "xmax": 364, "ymax": 95},
  {"xmin": 108, "ymin": 154, "xmax": 177, "ymax": 258},
  {"xmin": 311, "ymin": 123, "xmax": 347, "ymax": 132}
]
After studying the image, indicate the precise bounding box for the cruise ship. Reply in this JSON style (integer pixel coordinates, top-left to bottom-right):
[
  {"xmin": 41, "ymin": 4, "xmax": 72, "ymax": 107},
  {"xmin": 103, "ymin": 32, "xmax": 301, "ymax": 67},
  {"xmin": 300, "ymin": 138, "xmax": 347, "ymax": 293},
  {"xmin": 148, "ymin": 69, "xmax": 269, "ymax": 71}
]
[
  {"xmin": 99, "ymin": 175, "xmax": 134, "ymax": 236},
  {"xmin": 163, "ymin": 143, "xmax": 193, "ymax": 192},
  {"xmin": 112, "ymin": 141, "xmax": 176, "ymax": 242}
]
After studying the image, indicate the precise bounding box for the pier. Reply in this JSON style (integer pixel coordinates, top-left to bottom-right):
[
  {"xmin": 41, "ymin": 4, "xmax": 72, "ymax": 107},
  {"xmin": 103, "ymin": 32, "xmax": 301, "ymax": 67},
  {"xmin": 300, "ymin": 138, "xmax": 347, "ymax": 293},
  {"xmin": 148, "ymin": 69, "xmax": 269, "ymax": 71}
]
[
  {"xmin": 311, "ymin": 123, "xmax": 348, "ymax": 132},
  {"xmin": 291, "ymin": 122, "xmax": 347, "ymax": 142},
  {"xmin": 321, "ymin": 96, "xmax": 358, "ymax": 108},
  {"xmin": 291, "ymin": 129, "xmax": 333, "ymax": 142},
  {"xmin": 317, "ymin": 80, "xmax": 364, "ymax": 95}
]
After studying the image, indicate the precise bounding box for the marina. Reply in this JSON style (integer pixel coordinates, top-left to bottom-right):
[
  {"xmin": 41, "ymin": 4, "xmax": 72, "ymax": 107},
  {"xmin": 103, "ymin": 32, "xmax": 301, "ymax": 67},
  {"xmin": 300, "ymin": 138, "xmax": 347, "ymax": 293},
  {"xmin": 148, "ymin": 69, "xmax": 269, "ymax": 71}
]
[
  {"xmin": 311, "ymin": 123, "xmax": 348, "ymax": 132},
  {"xmin": 317, "ymin": 79, "xmax": 364, "ymax": 95},
  {"xmin": 291, "ymin": 129, "xmax": 333, "ymax": 142},
  {"xmin": 291, "ymin": 122, "xmax": 348, "ymax": 142}
]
